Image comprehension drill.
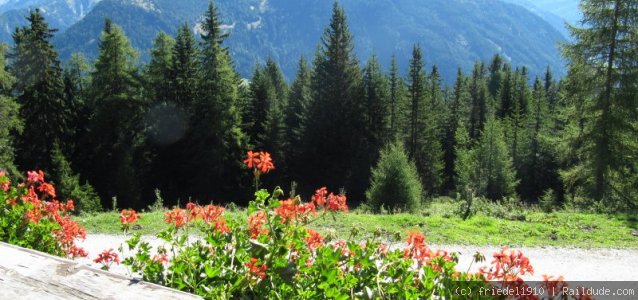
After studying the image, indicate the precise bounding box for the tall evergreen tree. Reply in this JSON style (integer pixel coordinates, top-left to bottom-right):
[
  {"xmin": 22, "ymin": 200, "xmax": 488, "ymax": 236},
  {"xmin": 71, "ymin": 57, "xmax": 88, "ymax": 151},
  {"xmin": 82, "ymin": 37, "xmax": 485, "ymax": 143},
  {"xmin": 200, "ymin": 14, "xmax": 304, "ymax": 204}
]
[
  {"xmin": 561, "ymin": 0, "xmax": 638, "ymax": 207},
  {"xmin": 146, "ymin": 32, "xmax": 175, "ymax": 105},
  {"xmin": 519, "ymin": 78, "xmax": 560, "ymax": 202},
  {"xmin": 0, "ymin": 44, "xmax": 21, "ymax": 177},
  {"xmin": 62, "ymin": 53, "xmax": 91, "ymax": 160},
  {"xmin": 185, "ymin": 1, "xmax": 246, "ymax": 202},
  {"xmin": 259, "ymin": 59, "xmax": 288, "ymax": 177},
  {"xmin": 172, "ymin": 23, "xmax": 199, "ymax": 109},
  {"xmin": 468, "ymin": 62, "xmax": 490, "ymax": 141},
  {"xmin": 11, "ymin": 10, "xmax": 69, "ymax": 171},
  {"xmin": 84, "ymin": 19, "xmax": 144, "ymax": 208},
  {"xmin": 405, "ymin": 45, "xmax": 443, "ymax": 195},
  {"xmin": 387, "ymin": 55, "xmax": 407, "ymax": 142},
  {"xmin": 302, "ymin": 2, "xmax": 365, "ymax": 201},
  {"xmin": 443, "ymin": 68, "xmax": 470, "ymax": 191},
  {"xmin": 285, "ymin": 57, "xmax": 312, "ymax": 183},
  {"xmin": 466, "ymin": 117, "xmax": 519, "ymax": 200},
  {"xmin": 363, "ymin": 55, "xmax": 389, "ymax": 156}
]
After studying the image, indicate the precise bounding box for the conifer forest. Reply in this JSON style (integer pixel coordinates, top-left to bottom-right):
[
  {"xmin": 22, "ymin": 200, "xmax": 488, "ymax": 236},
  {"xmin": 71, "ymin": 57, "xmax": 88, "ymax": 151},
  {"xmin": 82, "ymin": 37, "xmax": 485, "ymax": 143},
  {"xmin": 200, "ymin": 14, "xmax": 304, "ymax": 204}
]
[{"xmin": 0, "ymin": 0, "xmax": 636, "ymax": 214}]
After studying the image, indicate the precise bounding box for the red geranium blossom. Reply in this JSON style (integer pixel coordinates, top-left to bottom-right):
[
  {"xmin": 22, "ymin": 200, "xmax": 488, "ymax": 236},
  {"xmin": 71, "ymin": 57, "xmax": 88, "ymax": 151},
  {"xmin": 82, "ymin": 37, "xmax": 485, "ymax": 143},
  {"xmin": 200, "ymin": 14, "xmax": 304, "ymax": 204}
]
[
  {"xmin": 94, "ymin": 248, "xmax": 120, "ymax": 269},
  {"xmin": 305, "ymin": 229, "xmax": 324, "ymax": 250},
  {"xmin": 26, "ymin": 170, "xmax": 45, "ymax": 183},
  {"xmin": 164, "ymin": 208, "xmax": 189, "ymax": 228},
  {"xmin": 248, "ymin": 211, "xmax": 269, "ymax": 238},
  {"xmin": 246, "ymin": 257, "xmax": 267, "ymax": 279}
]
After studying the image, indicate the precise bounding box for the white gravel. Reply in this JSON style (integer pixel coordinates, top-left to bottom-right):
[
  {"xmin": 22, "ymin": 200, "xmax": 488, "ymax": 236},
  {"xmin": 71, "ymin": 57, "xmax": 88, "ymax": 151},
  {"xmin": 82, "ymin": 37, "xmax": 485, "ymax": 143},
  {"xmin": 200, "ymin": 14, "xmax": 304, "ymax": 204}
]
[{"xmin": 75, "ymin": 234, "xmax": 638, "ymax": 281}]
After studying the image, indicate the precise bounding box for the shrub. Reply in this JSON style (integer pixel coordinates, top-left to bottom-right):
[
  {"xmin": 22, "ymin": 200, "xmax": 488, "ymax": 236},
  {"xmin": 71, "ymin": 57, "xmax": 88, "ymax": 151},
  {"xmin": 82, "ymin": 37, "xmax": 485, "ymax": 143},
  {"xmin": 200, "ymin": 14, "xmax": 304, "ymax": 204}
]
[
  {"xmin": 51, "ymin": 146, "xmax": 102, "ymax": 213},
  {"xmin": 366, "ymin": 142, "xmax": 423, "ymax": 213},
  {"xmin": 0, "ymin": 170, "xmax": 87, "ymax": 258},
  {"xmin": 539, "ymin": 189, "xmax": 557, "ymax": 213}
]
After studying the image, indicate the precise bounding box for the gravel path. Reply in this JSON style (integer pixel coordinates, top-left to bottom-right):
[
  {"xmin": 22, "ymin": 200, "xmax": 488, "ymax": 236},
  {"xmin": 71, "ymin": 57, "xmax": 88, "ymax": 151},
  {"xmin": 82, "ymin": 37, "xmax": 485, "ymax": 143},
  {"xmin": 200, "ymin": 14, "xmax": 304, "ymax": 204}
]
[{"xmin": 75, "ymin": 234, "xmax": 638, "ymax": 281}]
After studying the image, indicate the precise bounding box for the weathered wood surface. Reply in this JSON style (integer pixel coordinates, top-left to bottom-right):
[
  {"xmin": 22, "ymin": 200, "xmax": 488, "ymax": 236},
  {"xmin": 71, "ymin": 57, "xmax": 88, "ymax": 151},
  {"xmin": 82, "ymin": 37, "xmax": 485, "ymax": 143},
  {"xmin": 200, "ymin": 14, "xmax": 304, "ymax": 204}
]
[{"xmin": 0, "ymin": 242, "xmax": 202, "ymax": 299}]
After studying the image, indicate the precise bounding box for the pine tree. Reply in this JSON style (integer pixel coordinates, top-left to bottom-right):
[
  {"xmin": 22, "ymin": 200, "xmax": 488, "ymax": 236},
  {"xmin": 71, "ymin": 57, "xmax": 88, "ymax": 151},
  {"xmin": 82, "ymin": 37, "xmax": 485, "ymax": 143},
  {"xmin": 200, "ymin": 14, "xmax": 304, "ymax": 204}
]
[
  {"xmin": 387, "ymin": 55, "xmax": 407, "ymax": 142},
  {"xmin": 285, "ymin": 57, "xmax": 312, "ymax": 183},
  {"xmin": 0, "ymin": 44, "xmax": 21, "ymax": 177},
  {"xmin": 146, "ymin": 32, "xmax": 175, "ymax": 105},
  {"xmin": 11, "ymin": 9, "xmax": 69, "ymax": 172},
  {"xmin": 468, "ymin": 62, "xmax": 490, "ymax": 141},
  {"xmin": 84, "ymin": 19, "xmax": 144, "ymax": 208},
  {"xmin": 184, "ymin": 1, "xmax": 246, "ymax": 202},
  {"xmin": 443, "ymin": 68, "xmax": 470, "ymax": 191},
  {"xmin": 488, "ymin": 54, "xmax": 505, "ymax": 99},
  {"xmin": 302, "ymin": 2, "xmax": 365, "ymax": 201},
  {"xmin": 406, "ymin": 45, "xmax": 426, "ymax": 158},
  {"xmin": 519, "ymin": 78, "xmax": 560, "ymax": 202},
  {"xmin": 259, "ymin": 59, "xmax": 288, "ymax": 177},
  {"xmin": 172, "ymin": 23, "xmax": 199, "ymax": 110},
  {"xmin": 405, "ymin": 45, "xmax": 444, "ymax": 195},
  {"xmin": 62, "ymin": 53, "xmax": 91, "ymax": 160},
  {"xmin": 366, "ymin": 141, "xmax": 423, "ymax": 213},
  {"xmin": 472, "ymin": 117, "xmax": 519, "ymax": 200},
  {"xmin": 363, "ymin": 55, "xmax": 389, "ymax": 158},
  {"xmin": 561, "ymin": 0, "xmax": 638, "ymax": 207}
]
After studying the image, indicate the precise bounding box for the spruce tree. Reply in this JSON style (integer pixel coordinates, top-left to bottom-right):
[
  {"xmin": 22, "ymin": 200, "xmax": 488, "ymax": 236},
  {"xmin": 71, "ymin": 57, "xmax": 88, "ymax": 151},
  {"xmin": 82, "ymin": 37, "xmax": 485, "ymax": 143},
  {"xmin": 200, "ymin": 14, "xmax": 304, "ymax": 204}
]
[
  {"xmin": 405, "ymin": 45, "xmax": 444, "ymax": 195},
  {"xmin": 366, "ymin": 141, "xmax": 423, "ymax": 213},
  {"xmin": 172, "ymin": 23, "xmax": 199, "ymax": 109},
  {"xmin": 0, "ymin": 44, "xmax": 21, "ymax": 177},
  {"xmin": 185, "ymin": 1, "xmax": 246, "ymax": 202},
  {"xmin": 259, "ymin": 59, "xmax": 288, "ymax": 178},
  {"xmin": 443, "ymin": 68, "xmax": 470, "ymax": 191},
  {"xmin": 302, "ymin": 2, "xmax": 365, "ymax": 201},
  {"xmin": 474, "ymin": 117, "xmax": 519, "ymax": 200},
  {"xmin": 62, "ymin": 53, "xmax": 91, "ymax": 160},
  {"xmin": 84, "ymin": 19, "xmax": 144, "ymax": 208},
  {"xmin": 285, "ymin": 57, "xmax": 312, "ymax": 183},
  {"xmin": 11, "ymin": 9, "xmax": 69, "ymax": 171},
  {"xmin": 363, "ymin": 55, "xmax": 389, "ymax": 159},
  {"xmin": 561, "ymin": 0, "xmax": 638, "ymax": 207},
  {"xmin": 146, "ymin": 32, "xmax": 175, "ymax": 105},
  {"xmin": 387, "ymin": 55, "xmax": 407, "ymax": 142},
  {"xmin": 519, "ymin": 78, "xmax": 560, "ymax": 202},
  {"xmin": 468, "ymin": 62, "xmax": 490, "ymax": 141}
]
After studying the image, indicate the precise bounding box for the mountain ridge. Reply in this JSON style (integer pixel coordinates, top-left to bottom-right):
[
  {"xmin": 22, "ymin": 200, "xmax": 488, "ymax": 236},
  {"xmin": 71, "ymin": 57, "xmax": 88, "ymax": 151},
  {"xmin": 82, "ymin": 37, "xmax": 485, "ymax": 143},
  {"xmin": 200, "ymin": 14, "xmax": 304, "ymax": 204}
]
[{"xmin": 4, "ymin": 0, "xmax": 568, "ymax": 83}]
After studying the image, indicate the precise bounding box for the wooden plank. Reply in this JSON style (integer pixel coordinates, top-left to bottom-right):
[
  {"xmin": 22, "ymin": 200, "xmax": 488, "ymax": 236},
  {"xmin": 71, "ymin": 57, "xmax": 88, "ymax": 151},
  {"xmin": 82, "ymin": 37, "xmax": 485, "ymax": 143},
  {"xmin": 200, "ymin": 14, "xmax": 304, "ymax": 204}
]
[{"xmin": 0, "ymin": 242, "xmax": 202, "ymax": 300}]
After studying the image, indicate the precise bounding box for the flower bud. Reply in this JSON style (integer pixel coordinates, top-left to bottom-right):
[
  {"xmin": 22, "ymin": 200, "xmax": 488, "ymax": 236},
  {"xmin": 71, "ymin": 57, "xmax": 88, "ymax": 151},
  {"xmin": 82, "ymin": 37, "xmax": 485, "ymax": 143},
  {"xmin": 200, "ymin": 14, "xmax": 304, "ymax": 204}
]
[{"xmin": 272, "ymin": 186, "xmax": 284, "ymax": 199}]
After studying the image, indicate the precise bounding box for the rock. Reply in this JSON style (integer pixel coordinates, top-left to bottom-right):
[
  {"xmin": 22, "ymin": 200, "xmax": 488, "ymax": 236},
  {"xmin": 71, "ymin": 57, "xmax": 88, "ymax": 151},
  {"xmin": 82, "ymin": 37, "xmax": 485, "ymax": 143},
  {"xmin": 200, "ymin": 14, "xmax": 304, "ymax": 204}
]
[{"xmin": 632, "ymin": 230, "xmax": 638, "ymax": 237}]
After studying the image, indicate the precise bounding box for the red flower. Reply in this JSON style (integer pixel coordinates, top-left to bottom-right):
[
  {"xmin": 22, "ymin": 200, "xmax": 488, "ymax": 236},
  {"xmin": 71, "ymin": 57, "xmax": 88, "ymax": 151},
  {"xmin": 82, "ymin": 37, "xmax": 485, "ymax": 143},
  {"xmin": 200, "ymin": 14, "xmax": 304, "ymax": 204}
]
[
  {"xmin": 65, "ymin": 200, "xmax": 75, "ymax": 212},
  {"xmin": 152, "ymin": 253, "xmax": 169, "ymax": 264},
  {"xmin": 305, "ymin": 229, "xmax": 324, "ymax": 250},
  {"xmin": 200, "ymin": 205, "xmax": 225, "ymax": 225},
  {"xmin": 213, "ymin": 219, "xmax": 231, "ymax": 234},
  {"xmin": 311, "ymin": 187, "xmax": 328, "ymax": 207},
  {"xmin": 26, "ymin": 170, "xmax": 45, "ymax": 183},
  {"xmin": 326, "ymin": 193, "xmax": 348, "ymax": 212},
  {"xmin": 275, "ymin": 199, "xmax": 298, "ymax": 223},
  {"xmin": 245, "ymin": 257, "xmax": 267, "ymax": 279},
  {"xmin": 164, "ymin": 208, "xmax": 188, "ymax": 228},
  {"xmin": 243, "ymin": 151, "xmax": 275, "ymax": 174},
  {"xmin": 120, "ymin": 209, "xmax": 141, "ymax": 226},
  {"xmin": 248, "ymin": 211, "xmax": 269, "ymax": 238},
  {"xmin": 257, "ymin": 152, "xmax": 275, "ymax": 173},
  {"xmin": 94, "ymin": 248, "xmax": 120, "ymax": 269},
  {"xmin": 37, "ymin": 182, "xmax": 56, "ymax": 198},
  {"xmin": 479, "ymin": 246, "xmax": 534, "ymax": 281},
  {"xmin": 243, "ymin": 151, "xmax": 260, "ymax": 169}
]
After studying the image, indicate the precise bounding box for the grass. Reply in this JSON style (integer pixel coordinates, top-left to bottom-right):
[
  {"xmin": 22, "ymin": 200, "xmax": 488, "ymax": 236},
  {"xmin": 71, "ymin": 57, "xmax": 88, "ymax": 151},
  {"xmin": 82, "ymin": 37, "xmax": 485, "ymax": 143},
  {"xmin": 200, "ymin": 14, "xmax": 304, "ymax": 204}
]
[{"xmin": 75, "ymin": 200, "xmax": 638, "ymax": 249}]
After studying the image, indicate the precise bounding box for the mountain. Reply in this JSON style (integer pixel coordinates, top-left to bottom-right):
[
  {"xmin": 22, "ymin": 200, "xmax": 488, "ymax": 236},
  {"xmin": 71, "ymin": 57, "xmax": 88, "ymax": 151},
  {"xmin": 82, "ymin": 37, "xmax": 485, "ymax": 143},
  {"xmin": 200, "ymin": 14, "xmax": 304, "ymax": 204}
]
[
  {"xmin": 52, "ymin": 0, "xmax": 567, "ymax": 82},
  {"xmin": 502, "ymin": 0, "xmax": 581, "ymax": 38},
  {"xmin": 0, "ymin": 0, "xmax": 100, "ymax": 42}
]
